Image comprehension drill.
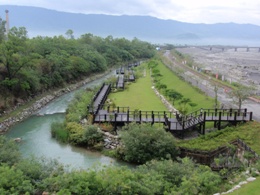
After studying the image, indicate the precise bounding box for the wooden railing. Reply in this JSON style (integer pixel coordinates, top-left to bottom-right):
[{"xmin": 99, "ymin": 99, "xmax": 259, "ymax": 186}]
[
  {"xmin": 94, "ymin": 109, "xmax": 173, "ymax": 124},
  {"xmin": 166, "ymin": 108, "xmax": 253, "ymax": 131},
  {"xmin": 235, "ymin": 139, "xmax": 259, "ymax": 159}
]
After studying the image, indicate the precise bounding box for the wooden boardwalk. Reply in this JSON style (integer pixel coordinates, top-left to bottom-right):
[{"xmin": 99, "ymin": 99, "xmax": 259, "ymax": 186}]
[
  {"xmin": 89, "ymin": 84, "xmax": 111, "ymax": 114},
  {"xmin": 93, "ymin": 107, "xmax": 253, "ymax": 133},
  {"xmin": 89, "ymin": 66, "xmax": 253, "ymax": 135},
  {"xmin": 116, "ymin": 76, "xmax": 124, "ymax": 89}
]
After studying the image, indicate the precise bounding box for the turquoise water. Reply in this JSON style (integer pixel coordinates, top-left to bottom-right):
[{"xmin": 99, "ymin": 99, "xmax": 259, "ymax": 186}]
[{"xmin": 6, "ymin": 72, "xmax": 129, "ymax": 169}]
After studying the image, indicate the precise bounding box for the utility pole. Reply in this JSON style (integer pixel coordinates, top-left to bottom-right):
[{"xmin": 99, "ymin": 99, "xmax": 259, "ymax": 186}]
[{"xmin": 5, "ymin": 10, "xmax": 10, "ymax": 36}]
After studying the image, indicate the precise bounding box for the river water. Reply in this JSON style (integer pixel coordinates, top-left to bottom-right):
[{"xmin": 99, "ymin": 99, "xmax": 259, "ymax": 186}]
[{"xmin": 6, "ymin": 72, "xmax": 128, "ymax": 169}]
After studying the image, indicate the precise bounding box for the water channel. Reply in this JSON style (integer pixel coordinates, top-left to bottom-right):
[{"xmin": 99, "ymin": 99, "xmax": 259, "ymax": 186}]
[{"xmin": 6, "ymin": 71, "xmax": 129, "ymax": 169}]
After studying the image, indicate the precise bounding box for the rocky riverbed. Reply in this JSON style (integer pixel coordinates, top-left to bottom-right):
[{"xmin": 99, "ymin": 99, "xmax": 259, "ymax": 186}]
[{"xmin": 176, "ymin": 47, "xmax": 260, "ymax": 93}]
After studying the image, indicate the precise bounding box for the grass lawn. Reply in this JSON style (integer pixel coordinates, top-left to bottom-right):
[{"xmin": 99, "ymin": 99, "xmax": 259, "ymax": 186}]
[
  {"xmin": 109, "ymin": 65, "xmax": 168, "ymax": 111},
  {"xmin": 156, "ymin": 61, "xmax": 215, "ymax": 111},
  {"xmin": 229, "ymin": 177, "xmax": 260, "ymax": 195}
]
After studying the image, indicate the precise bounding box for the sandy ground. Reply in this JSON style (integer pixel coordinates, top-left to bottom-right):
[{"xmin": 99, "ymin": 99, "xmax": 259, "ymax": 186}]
[
  {"xmin": 177, "ymin": 47, "xmax": 260, "ymax": 89},
  {"xmin": 165, "ymin": 48, "xmax": 260, "ymax": 121}
]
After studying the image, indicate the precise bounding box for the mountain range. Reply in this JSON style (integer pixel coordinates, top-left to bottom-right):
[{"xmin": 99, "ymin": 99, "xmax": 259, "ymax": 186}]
[{"xmin": 1, "ymin": 5, "xmax": 260, "ymax": 45}]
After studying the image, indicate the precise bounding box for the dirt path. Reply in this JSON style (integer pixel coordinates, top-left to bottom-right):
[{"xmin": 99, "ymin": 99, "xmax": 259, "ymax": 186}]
[{"xmin": 163, "ymin": 49, "xmax": 260, "ymax": 121}]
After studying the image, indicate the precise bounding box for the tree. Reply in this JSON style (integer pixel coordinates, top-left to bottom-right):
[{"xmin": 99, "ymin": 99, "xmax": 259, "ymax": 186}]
[
  {"xmin": 229, "ymin": 85, "xmax": 254, "ymax": 109},
  {"xmin": 0, "ymin": 27, "xmax": 31, "ymax": 94},
  {"xmin": 0, "ymin": 17, "xmax": 6, "ymax": 43},
  {"xmin": 178, "ymin": 98, "xmax": 192, "ymax": 115},
  {"xmin": 165, "ymin": 89, "xmax": 183, "ymax": 105},
  {"xmin": 214, "ymin": 84, "xmax": 219, "ymax": 109},
  {"xmin": 65, "ymin": 29, "xmax": 74, "ymax": 39}
]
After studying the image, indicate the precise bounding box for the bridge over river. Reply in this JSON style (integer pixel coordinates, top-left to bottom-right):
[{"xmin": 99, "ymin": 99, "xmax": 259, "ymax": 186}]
[{"xmin": 173, "ymin": 45, "xmax": 260, "ymax": 52}]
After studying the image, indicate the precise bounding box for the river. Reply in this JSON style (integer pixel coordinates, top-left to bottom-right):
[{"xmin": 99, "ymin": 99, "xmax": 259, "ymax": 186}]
[{"xmin": 5, "ymin": 71, "xmax": 129, "ymax": 169}]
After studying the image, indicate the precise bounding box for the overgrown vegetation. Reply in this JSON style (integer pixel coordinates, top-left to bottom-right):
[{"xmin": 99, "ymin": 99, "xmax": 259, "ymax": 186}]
[
  {"xmin": 51, "ymin": 87, "xmax": 104, "ymax": 147},
  {"xmin": 0, "ymin": 136, "xmax": 230, "ymax": 195},
  {"xmin": 178, "ymin": 121, "xmax": 260, "ymax": 154}
]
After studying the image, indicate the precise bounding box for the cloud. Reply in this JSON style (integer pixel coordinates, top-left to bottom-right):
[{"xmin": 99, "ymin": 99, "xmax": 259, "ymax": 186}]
[{"xmin": 1, "ymin": 0, "xmax": 260, "ymax": 25}]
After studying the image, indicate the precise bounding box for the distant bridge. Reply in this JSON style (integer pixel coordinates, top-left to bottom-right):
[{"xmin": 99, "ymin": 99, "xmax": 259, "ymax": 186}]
[{"xmin": 174, "ymin": 45, "xmax": 260, "ymax": 52}]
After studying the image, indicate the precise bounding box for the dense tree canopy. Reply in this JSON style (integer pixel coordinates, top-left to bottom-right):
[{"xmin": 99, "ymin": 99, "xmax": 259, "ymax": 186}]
[{"xmin": 0, "ymin": 27, "xmax": 155, "ymax": 112}]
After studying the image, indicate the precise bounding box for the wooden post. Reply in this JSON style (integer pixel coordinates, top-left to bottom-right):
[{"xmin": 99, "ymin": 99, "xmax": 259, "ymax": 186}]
[
  {"xmin": 218, "ymin": 112, "xmax": 222, "ymax": 130},
  {"xmin": 168, "ymin": 119, "xmax": 170, "ymax": 131},
  {"xmin": 139, "ymin": 110, "xmax": 142, "ymax": 123},
  {"xmin": 114, "ymin": 113, "xmax": 117, "ymax": 131},
  {"xmin": 127, "ymin": 109, "xmax": 129, "ymax": 123},
  {"xmin": 203, "ymin": 112, "xmax": 206, "ymax": 134},
  {"xmin": 234, "ymin": 112, "xmax": 237, "ymax": 125},
  {"xmin": 92, "ymin": 113, "xmax": 95, "ymax": 124},
  {"xmin": 152, "ymin": 111, "xmax": 154, "ymax": 125},
  {"xmin": 250, "ymin": 112, "xmax": 253, "ymax": 121},
  {"xmin": 244, "ymin": 108, "xmax": 247, "ymax": 117},
  {"xmin": 117, "ymin": 106, "xmax": 119, "ymax": 113},
  {"xmin": 199, "ymin": 123, "xmax": 202, "ymax": 134},
  {"xmin": 229, "ymin": 108, "xmax": 232, "ymax": 117}
]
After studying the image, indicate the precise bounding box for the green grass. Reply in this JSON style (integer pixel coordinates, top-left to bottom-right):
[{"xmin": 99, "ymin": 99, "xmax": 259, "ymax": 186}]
[
  {"xmin": 229, "ymin": 177, "xmax": 260, "ymax": 195},
  {"xmin": 177, "ymin": 121, "xmax": 260, "ymax": 154},
  {"xmin": 156, "ymin": 61, "xmax": 215, "ymax": 111},
  {"xmin": 109, "ymin": 66, "xmax": 167, "ymax": 111}
]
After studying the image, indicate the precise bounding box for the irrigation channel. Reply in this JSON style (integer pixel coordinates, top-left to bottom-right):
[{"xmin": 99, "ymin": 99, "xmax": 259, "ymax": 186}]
[{"xmin": 5, "ymin": 71, "xmax": 130, "ymax": 169}]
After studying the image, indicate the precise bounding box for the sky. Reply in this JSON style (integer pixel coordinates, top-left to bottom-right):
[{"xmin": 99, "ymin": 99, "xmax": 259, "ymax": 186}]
[{"xmin": 1, "ymin": 0, "xmax": 260, "ymax": 26}]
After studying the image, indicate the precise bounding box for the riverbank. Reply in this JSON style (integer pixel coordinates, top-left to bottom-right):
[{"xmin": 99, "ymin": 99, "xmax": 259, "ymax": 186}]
[{"xmin": 0, "ymin": 70, "xmax": 113, "ymax": 134}]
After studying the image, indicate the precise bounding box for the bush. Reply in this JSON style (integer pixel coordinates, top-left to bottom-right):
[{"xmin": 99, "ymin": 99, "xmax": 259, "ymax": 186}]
[
  {"xmin": 118, "ymin": 123, "xmax": 179, "ymax": 164},
  {"xmin": 51, "ymin": 122, "xmax": 68, "ymax": 143},
  {"xmin": 0, "ymin": 136, "xmax": 21, "ymax": 166},
  {"xmin": 83, "ymin": 125, "xmax": 103, "ymax": 147},
  {"xmin": 65, "ymin": 122, "xmax": 85, "ymax": 145},
  {"xmin": 0, "ymin": 164, "xmax": 34, "ymax": 195},
  {"xmin": 66, "ymin": 89, "xmax": 95, "ymax": 123},
  {"xmin": 138, "ymin": 158, "xmax": 222, "ymax": 195}
]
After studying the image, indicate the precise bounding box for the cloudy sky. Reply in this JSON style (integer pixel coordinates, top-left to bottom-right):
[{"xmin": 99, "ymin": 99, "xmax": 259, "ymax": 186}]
[{"xmin": 2, "ymin": 0, "xmax": 260, "ymax": 25}]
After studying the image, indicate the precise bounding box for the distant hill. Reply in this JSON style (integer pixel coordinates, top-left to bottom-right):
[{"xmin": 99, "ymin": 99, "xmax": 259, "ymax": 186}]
[{"xmin": 1, "ymin": 5, "xmax": 260, "ymax": 45}]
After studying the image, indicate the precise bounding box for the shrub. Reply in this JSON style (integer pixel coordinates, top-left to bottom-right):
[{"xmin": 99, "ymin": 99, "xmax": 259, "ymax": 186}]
[
  {"xmin": 118, "ymin": 123, "xmax": 179, "ymax": 164},
  {"xmin": 51, "ymin": 122, "xmax": 68, "ymax": 143},
  {"xmin": 66, "ymin": 89, "xmax": 95, "ymax": 123},
  {"xmin": 0, "ymin": 136, "xmax": 21, "ymax": 166},
  {"xmin": 65, "ymin": 122, "xmax": 85, "ymax": 145},
  {"xmin": 0, "ymin": 164, "xmax": 34, "ymax": 194},
  {"xmin": 83, "ymin": 125, "xmax": 103, "ymax": 147},
  {"xmin": 255, "ymin": 160, "xmax": 260, "ymax": 171}
]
